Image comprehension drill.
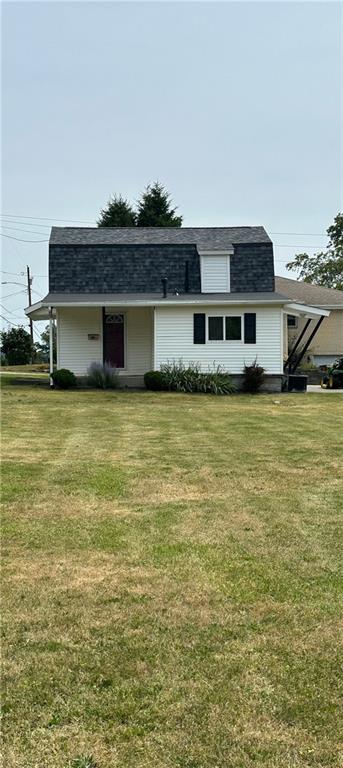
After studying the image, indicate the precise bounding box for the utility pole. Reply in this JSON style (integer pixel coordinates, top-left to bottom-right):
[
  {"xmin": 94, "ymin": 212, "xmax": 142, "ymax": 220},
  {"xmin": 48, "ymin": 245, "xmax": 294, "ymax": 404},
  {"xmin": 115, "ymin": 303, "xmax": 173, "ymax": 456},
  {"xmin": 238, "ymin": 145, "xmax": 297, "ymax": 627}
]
[{"xmin": 26, "ymin": 265, "xmax": 34, "ymax": 345}]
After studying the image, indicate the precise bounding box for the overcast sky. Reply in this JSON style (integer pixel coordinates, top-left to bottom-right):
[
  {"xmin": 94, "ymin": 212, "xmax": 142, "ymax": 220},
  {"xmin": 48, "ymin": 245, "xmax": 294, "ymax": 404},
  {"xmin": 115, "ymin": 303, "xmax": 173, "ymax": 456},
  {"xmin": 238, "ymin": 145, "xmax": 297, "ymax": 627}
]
[{"xmin": 1, "ymin": 1, "xmax": 342, "ymax": 335}]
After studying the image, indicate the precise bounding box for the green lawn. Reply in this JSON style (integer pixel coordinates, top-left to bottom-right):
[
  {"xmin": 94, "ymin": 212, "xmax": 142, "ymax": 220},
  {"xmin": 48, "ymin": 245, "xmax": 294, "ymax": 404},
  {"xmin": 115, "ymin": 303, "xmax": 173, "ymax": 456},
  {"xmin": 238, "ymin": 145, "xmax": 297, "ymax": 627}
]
[
  {"xmin": 1, "ymin": 363, "xmax": 49, "ymax": 373},
  {"xmin": 1, "ymin": 382, "xmax": 343, "ymax": 768}
]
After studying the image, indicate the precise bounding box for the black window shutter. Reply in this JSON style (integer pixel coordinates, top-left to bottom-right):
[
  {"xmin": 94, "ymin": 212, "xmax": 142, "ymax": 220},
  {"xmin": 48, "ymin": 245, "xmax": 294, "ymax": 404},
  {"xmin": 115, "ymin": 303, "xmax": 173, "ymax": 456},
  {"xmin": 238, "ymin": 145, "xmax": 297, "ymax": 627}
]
[
  {"xmin": 193, "ymin": 313, "xmax": 206, "ymax": 344},
  {"xmin": 244, "ymin": 313, "xmax": 256, "ymax": 344}
]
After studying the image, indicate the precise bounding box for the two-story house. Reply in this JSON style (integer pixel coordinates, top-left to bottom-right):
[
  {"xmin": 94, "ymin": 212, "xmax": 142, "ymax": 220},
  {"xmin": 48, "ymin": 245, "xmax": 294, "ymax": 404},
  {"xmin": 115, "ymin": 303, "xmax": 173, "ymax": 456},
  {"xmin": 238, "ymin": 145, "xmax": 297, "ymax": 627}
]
[{"xmin": 26, "ymin": 226, "xmax": 330, "ymax": 390}]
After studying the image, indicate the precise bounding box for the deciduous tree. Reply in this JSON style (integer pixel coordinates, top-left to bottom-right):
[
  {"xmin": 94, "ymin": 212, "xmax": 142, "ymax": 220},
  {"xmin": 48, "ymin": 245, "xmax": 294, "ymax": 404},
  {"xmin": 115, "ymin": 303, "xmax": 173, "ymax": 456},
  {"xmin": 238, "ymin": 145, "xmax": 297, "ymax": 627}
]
[
  {"xmin": 287, "ymin": 213, "xmax": 343, "ymax": 290},
  {"xmin": 0, "ymin": 326, "xmax": 34, "ymax": 365}
]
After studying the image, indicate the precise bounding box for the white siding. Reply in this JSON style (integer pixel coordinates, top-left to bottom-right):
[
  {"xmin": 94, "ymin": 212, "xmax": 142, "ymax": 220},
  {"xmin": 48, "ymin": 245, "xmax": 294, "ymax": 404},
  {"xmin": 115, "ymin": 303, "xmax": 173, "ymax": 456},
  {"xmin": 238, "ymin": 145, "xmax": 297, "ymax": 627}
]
[
  {"xmin": 201, "ymin": 255, "xmax": 230, "ymax": 292},
  {"xmin": 126, "ymin": 307, "xmax": 153, "ymax": 373},
  {"xmin": 154, "ymin": 305, "xmax": 283, "ymax": 374},
  {"xmin": 57, "ymin": 306, "xmax": 153, "ymax": 376},
  {"xmin": 57, "ymin": 304, "xmax": 283, "ymax": 377},
  {"xmin": 57, "ymin": 308, "xmax": 103, "ymax": 375}
]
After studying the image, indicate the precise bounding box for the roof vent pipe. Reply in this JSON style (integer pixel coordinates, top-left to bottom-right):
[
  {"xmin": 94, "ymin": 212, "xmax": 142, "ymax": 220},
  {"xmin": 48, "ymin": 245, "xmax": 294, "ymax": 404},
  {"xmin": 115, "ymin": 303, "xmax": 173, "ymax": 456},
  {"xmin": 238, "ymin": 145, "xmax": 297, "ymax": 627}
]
[{"xmin": 162, "ymin": 277, "xmax": 168, "ymax": 298}]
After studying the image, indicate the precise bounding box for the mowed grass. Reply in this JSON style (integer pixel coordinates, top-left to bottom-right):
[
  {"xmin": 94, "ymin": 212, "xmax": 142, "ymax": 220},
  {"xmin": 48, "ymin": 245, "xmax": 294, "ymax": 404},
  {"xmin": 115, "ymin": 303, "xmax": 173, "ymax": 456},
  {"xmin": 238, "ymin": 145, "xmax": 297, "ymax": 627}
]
[{"xmin": 1, "ymin": 382, "xmax": 343, "ymax": 768}]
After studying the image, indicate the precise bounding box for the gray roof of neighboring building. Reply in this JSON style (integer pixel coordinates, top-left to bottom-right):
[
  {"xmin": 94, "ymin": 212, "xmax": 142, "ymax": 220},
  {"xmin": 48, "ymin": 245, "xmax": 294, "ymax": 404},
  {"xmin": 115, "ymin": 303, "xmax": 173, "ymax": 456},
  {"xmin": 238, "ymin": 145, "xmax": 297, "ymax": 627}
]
[
  {"xmin": 36, "ymin": 291, "xmax": 288, "ymax": 306},
  {"xmin": 49, "ymin": 226, "xmax": 272, "ymax": 248},
  {"xmin": 275, "ymin": 276, "xmax": 343, "ymax": 307}
]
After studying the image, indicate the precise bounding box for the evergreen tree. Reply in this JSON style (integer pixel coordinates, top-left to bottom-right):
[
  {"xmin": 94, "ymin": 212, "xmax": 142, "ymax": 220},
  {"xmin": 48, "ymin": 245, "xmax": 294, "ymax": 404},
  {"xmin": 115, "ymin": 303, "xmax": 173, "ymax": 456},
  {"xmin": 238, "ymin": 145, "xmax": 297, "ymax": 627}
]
[
  {"xmin": 97, "ymin": 195, "xmax": 136, "ymax": 227},
  {"xmin": 136, "ymin": 182, "xmax": 182, "ymax": 227}
]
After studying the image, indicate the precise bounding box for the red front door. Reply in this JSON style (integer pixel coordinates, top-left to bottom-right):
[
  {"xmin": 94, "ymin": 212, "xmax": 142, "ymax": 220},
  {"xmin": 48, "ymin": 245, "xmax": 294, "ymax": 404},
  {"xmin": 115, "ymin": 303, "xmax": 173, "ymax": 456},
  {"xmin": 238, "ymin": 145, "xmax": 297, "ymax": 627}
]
[{"xmin": 104, "ymin": 313, "xmax": 125, "ymax": 368}]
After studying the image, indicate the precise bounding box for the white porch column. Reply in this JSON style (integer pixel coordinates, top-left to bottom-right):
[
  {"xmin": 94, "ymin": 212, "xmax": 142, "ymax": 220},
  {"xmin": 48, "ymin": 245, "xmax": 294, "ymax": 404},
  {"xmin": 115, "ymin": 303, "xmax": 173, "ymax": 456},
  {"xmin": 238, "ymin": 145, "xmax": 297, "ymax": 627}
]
[{"xmin": 49, "ymin": 307, "xmax": 54, "ymax": 387}]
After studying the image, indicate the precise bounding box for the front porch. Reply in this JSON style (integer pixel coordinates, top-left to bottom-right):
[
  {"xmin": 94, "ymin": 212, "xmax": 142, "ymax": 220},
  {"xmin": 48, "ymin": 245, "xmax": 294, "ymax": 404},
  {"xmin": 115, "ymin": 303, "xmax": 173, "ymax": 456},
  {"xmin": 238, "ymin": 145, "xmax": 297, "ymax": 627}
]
[
  {"xmin": 25, "ymin": 303, "xmax": 154, "ymax": 383},
  {"xmin": 56, "ymin": 306, "xmax": 154, "ymax": 377}
]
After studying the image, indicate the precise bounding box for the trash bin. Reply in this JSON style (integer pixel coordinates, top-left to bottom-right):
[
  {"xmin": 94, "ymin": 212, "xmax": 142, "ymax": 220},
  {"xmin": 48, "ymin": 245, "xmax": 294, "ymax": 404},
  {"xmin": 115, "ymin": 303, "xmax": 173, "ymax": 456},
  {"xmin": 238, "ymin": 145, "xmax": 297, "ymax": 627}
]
[{"xmin": 287, "ymin": 374, "xmax": 308, "ymax": 392}]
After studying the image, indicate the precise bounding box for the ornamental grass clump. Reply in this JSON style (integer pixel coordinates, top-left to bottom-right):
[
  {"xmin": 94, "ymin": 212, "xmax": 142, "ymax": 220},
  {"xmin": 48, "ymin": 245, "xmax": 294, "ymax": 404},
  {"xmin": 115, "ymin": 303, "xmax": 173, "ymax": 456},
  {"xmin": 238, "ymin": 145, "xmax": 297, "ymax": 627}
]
[
  {"xmin": 87, "ymin": 362, "xmax": 119, "ymax": 390},
  {"xmin": 159, "ymin": 361, "xmax": 236, "ymax": 395}
]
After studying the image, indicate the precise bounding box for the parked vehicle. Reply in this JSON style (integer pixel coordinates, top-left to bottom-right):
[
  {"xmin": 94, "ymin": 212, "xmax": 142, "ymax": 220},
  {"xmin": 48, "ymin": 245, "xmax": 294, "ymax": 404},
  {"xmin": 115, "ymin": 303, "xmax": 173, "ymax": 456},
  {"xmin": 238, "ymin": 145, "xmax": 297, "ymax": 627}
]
[{"xmin": 321, "ymin": 357, "xmax": 343, "ymax": 389}]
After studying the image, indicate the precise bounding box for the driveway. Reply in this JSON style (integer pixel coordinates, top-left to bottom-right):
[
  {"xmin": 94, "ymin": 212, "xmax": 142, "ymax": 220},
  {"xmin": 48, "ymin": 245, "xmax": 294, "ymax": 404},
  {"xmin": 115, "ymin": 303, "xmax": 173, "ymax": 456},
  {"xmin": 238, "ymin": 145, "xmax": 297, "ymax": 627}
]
[{"xmin": 307, "ymin": 385, "xmax": 343, "ymax": 393}]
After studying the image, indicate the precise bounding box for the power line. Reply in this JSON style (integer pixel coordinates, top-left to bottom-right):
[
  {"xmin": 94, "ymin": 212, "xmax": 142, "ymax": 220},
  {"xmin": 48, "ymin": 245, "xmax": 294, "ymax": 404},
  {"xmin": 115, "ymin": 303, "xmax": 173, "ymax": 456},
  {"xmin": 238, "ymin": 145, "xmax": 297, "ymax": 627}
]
[
  {"xmin": 0, "ymin": 270, "xmax": 25, "ymax": 277},
  {"xmin": 1, "ymin": 234, "xmax": 49, "ymax": 243},
  {"xmin": 1, "ymin": 270, "xmax": 49, "ymax": 278},
  {"xmin": 274, "ymin": 244, "xmax": 321, "ymax": 249},
  {"xmin": 4, "ymin": 305, "xmax": 27, "ymax": 314},
  {"xmin": 0, "ymin": 233, "xmax": 323, "ymax": 251},
  {"xmin": 271, "ymin": 232, "xmax": 326, "ymax": 237},
  {"xmin": 1, "ymin": 225, "xmax": 51, "ymax": 236},
  {"xmin": 1, "ymin": 290, "xmax": 27, "ymax": 299},
  {"xmin": 0, "ymin": 214, "xmax": 329, "ymax": 247},
  {"xmin": 1, "ymin": 212, "xmax": 96, "ymax": 224},
  {"xmin": 33, "ymin": 280, "xmax": 46, "ymax": 296},
  {"xmin": 0, "ymin": 218, "xmax": 53, "ymax": 229},
  {"xmin": 0, "ymin": 213, "xmax": 329, "ymax": 236},
  {"xmin": 0, "ymin": 314, "xmax": 22, "ymax": 326},
  {"xmin": 0, "ymin": 303, "xmax": 23, "ymax": 316}
]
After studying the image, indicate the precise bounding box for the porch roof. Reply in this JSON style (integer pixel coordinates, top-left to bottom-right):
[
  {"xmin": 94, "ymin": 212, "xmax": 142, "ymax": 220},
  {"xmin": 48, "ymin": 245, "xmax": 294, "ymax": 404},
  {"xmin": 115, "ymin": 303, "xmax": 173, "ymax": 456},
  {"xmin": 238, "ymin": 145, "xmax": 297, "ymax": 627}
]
[
  {"xmin": 284, "ymin": 302, "xmax": 330, "ymax": 319},
  {"xmin": 25, "ymin": 291, "xmax": 290, "ymax": 320}
]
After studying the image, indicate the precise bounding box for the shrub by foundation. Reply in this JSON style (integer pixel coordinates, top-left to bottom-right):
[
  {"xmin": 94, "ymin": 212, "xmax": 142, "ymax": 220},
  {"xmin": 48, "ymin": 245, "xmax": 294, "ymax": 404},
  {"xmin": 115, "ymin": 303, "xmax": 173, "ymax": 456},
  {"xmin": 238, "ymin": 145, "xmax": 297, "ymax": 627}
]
[
  {"xmin": 242, "ymin": 359, "xmax": 266, "ymax": 393},
  {"xmin": 51, "ymin": 369, "xmax": 77, "ymax": 389},
  {"xmin": 144, "ymin": 371, "xmax": 167, "ymax": 391}
]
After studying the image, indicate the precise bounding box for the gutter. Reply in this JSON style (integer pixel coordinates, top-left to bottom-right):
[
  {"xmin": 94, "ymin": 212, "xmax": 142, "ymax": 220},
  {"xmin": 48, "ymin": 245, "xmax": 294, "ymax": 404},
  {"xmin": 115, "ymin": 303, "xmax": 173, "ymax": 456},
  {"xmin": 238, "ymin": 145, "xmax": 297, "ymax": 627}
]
[{"xmin": 26, "ymin": 298, "xmax": 291, "ymax": 313}]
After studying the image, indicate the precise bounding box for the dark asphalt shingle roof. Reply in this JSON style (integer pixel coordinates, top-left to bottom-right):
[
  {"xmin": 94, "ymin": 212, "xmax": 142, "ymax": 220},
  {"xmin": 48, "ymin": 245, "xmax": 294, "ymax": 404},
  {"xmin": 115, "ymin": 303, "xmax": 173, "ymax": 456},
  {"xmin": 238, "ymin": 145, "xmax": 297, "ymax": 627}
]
[
  {"xmin": 49, "ymin": 226, "xmax": 271, "ymax": 248},
  {"xmin": 275, "ymin": 276, "xmax": 343, "ymax": 307}
]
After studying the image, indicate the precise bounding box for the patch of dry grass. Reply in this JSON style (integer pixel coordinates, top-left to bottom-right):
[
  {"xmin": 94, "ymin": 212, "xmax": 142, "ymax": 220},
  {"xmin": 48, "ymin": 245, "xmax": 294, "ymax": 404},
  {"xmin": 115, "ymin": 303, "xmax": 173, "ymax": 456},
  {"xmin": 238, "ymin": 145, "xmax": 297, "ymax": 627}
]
[{"xmin": 1, "ymin": 384, "xmax": 343, "ymax": 767}]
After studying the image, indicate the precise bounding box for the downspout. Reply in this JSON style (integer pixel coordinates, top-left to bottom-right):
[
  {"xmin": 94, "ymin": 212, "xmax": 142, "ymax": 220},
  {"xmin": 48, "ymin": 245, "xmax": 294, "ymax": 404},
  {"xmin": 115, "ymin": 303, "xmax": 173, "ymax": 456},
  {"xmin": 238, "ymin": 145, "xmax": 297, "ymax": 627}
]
[{"xmin": 49, "ymin": 307, "xmax": 54, "ymax": 388}]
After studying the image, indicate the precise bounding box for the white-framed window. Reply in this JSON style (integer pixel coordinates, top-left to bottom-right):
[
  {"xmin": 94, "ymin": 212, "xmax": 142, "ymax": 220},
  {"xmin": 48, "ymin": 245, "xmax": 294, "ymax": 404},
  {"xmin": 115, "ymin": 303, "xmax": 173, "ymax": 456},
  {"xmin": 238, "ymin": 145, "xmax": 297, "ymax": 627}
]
[
  {"xmin": 287, "ymin": 315, "xmax": 298, "ymax": 328},
  {"xmin": 207, "ymin": 314, "xmax": 242, "ymax": 342}
]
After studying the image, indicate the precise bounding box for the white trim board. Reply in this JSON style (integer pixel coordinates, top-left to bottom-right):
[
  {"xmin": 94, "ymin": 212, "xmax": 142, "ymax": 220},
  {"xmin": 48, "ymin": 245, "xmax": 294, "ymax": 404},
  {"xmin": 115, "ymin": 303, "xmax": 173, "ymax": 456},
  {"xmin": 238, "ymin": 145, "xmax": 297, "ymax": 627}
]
[
  {"xmin": 284, "ymin": 302, "xmax": 330, "ymax": 319},
  {"xmin": 26, "ymin": 296, "xmax": 290, "ymax": 320}
]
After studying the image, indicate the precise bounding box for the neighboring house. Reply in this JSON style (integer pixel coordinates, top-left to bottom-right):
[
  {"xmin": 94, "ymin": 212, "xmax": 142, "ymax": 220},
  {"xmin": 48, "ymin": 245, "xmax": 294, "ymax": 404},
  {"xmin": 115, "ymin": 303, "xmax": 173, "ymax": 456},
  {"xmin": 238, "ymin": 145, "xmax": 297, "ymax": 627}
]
[
  {"xmin": 276, "ymin": 276, "xmax": 343, "ymax": 366},
  {"xmin": 26, "ymin": 226, "xmax": 330, "ymax": 390}
]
